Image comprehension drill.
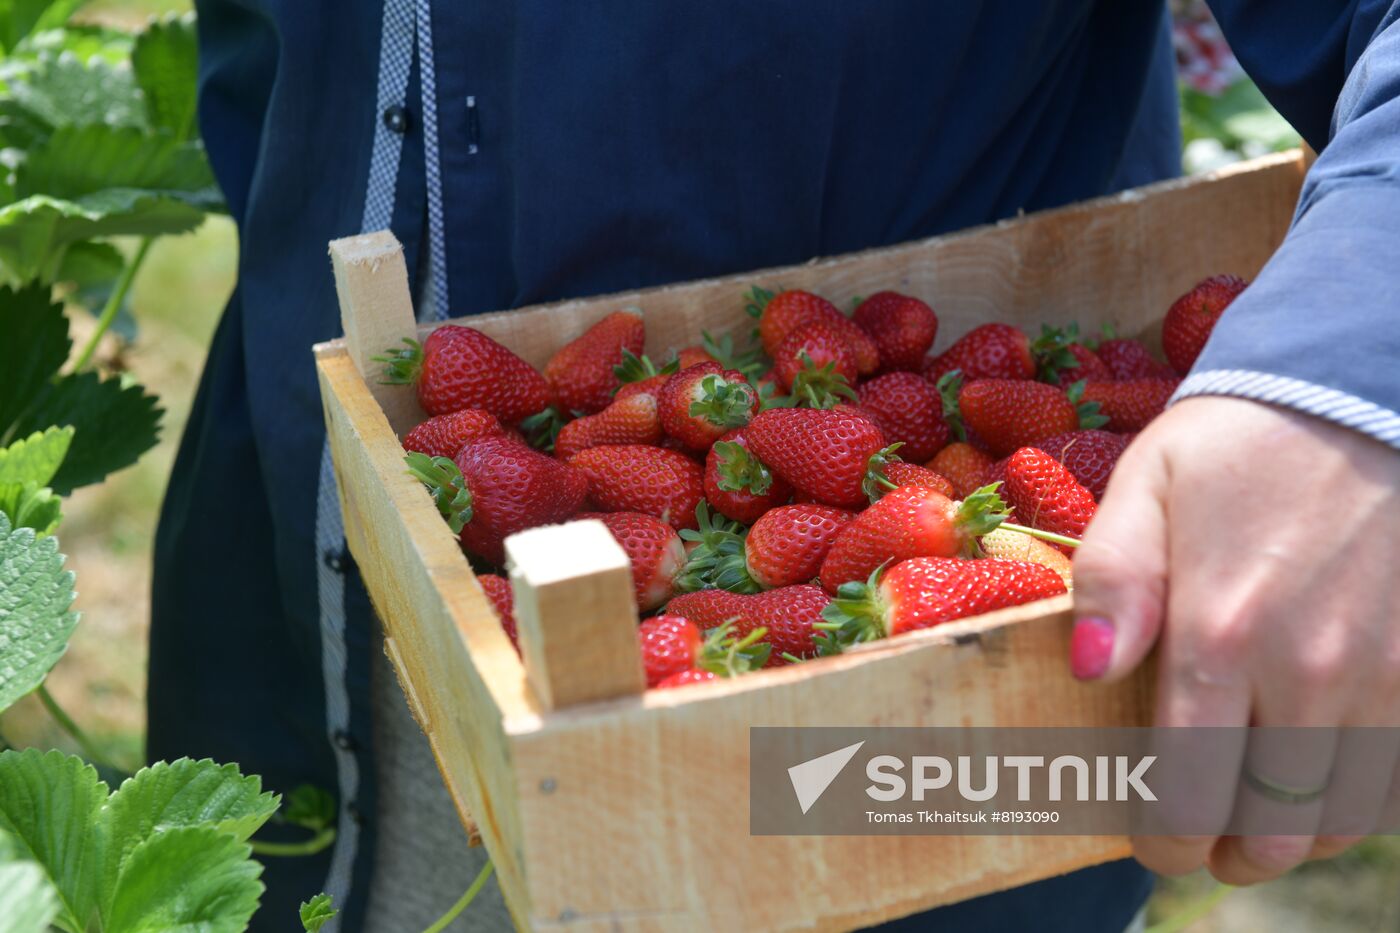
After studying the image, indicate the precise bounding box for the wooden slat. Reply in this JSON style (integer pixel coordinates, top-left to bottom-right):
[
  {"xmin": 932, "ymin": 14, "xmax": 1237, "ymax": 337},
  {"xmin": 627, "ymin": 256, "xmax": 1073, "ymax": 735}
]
[{"xmin": 506, "ymin": 521, "xmax": 646, "ymax": 709}]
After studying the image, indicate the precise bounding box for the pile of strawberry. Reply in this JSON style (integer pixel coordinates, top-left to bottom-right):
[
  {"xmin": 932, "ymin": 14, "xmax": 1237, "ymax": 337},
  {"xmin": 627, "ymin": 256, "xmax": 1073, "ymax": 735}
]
[{"xmin": 383, "ymin": 274, "xmax": 1247, "ymax": 689}]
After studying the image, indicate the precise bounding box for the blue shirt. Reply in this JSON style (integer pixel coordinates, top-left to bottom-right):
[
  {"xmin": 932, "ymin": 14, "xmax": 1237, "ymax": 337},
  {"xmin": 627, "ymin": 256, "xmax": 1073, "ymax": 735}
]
[{"xmin": 150, "ymin": 2, "xmax": 1400, "ymax": 929}]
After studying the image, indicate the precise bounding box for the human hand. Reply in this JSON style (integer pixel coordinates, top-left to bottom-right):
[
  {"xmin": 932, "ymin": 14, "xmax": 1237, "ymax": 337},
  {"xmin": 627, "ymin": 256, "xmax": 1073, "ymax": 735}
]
[{"xmin": 1070, "ymin": 395, "xmax": 1400, "ymax": 883}]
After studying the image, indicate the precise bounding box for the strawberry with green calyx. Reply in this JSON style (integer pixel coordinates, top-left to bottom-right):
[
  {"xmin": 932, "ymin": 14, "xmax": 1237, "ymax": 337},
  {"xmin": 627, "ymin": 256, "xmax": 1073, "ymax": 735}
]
[
  {"xmin": 864, "ymin": 457, "xmax": 955, "ymax": 502},
  {"xmin": 667, "ymin": 584, "xmax": 831, "ymax": 664},
  {"xmin": 744, "ymin": 406, "xmax": 888, "ymax": 509},
  {"xmin": 746, "ymin": 285, "xmax": 880, "ymax": 374},
  {"xmin": 647, "ymin": 620, "xmax": 772, "ymax": 689},
  {"xmin": 1030, "ymin": 323, "xmax": 1115, "ymax": 385},
  {"xmin": 858, "ymin": 371, "xmax": 952, "ymax": 461},
  {"xmin": 923, "ymin": 323, "xmax": 1035, "ymax": 383},
  {"xmin": 402, "ymin": 408, "xmax": 505, "ymax": 459},
  {"xmin": 376, "ymin": 326, "xmax": 551, "ymax": 423},
  {"xmin": 773, "ymin": 321, "xmax": 859, "ymax": 394},
  {"xmin": 816, "ymin": 556, "xmax": 1068, "ymax": 648},
  {"xmin": 1162, "ymin": 274, "xmax": 1248, "ymax": 374},
  {"xmin": 658, "ymin": 361, "xmax": 758, "ymax": 451},
  {"xmin": 568, "ymin": 443, "xmax": 705, "ymax": 530},
  {"xmin": 545, "ymin": 309, "xmax": 646, "ymax": 414},
  {"xmin": 612, "ymin": 347, "xmax": 680, "ymax": 389},
  {"xmin": 1001, "ymin": 446, "xmax": 1097, "ymax": 553},
  {"xmin": 701, "ymin": 330, "xmax": 769, "ymax": 381},
  {"xmin": 675, "ymin": 502, "xmax": 751, "ymax": 593},
  {"xmin": 406, "ymin": 437, "xmax": 588, "ymax": 564},
  {"xmin": 1080, "ymin": 378, "xmax": 1179, "ymax": 432},
  {"xmin": 579, "ymin": 511, "xmax": 686, "ymax": 611},
  {"xmin": 935, "ymin": 370, "xmax": 967, "ymax": 443},
  {"xmin": 680, "ymin": 502, "xmax": 855, "ymax": 594},
  {"xmin": 955, "ymin": 377, "xmax": 1106, "ymax": 457},
  {"xmin": 704, "ymin": 432, "xmax": 793, "ymax": 525},
  {"xmin": 554, "ymin": 391, "xmax": 663, "ymax": 459},
  {"xmin": 519, "ymin": 405, "xmax": 571, "ymax": 453},
  {"xmin": 818, "ymin": 483, "xmax": 1011, "ymax": 592},
  {"xmin": 852, "ymin": 291, "xmax": 938, "ymax": 373},
  {"xmin": 786, "ymin": 354, "xmax": 859, "ymax": 409},
  {"xmin": 929, "ymin": 441, "xmax": 995, "ymax": 499}
]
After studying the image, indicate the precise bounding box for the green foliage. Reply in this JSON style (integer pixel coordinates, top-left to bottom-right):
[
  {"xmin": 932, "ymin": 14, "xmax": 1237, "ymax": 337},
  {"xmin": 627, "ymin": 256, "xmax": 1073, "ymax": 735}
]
[
  {"xmin": 1180, "ymin": 79, "xmax": 1301, "ymax": 155},
  {"xmin": 131, "ymin": 14, "xmax": 198, "ymax": 141},
  {"xmin": 282, "ymin": 783, "xmax": 336, "ymax": 832},
  {"xmin": 0, "ymin": 0, "xmax": 89, "ymax": 54},
  {"xmin": 0, "ymin": 426, "xmax": 73, "ymax": 534},
  {"xmin": 0, "ymin": 512, "xmax": 78, "ymax": 713},
  {"xmin": 0, "ymin": 856, "xmax": 60, "ymax": 933},
  {"xmin": 0, "ymin": 751, "xmax": 274, "ymax": 933},
  {"xmin": 300, "ymin": 893, "xmax": 339, "ymax": 932}
]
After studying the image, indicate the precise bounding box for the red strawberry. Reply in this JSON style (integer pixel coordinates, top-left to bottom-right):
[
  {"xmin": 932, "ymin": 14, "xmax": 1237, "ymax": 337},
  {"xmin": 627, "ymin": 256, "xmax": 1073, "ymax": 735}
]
[
  {"xmin": 819, "ymin": 484, "xmax": 1008, "ymax": 592},
  {"xmin": 772, "ymin": 321, "xmax": 859, "ymax": 407},
  {"xmin": 1034, "ymin": 430, "xmax": 1130, "ymax": 500},
  {"xmin": 1095, "ymin": 337, "xmax": 1176, "ymax": 381},
  {"xmin": 857, "ymin": 372, "xmax": 951, "ymax": 462},
  {"xmin": 1030, "ymin": 324, "xmax": 1115, "ymax": 385},
  {"xmin": 924, "ymin": 323, "xmax": 1034, "ymax": 382},
  {"xmin": 406, "ymin": 437, "xmax": 587, "ymax": 565},
  {"xmin": 658, "ymin": 362, "xmax": 758, "ymax": 451},
  {"xmin": 853, "ymin": 291, "xmax": 938, "ymax": 373},
  {"xmin": 928, "ymin": 442, "xmax": 996, "ymax": 500},
  {"xmin": 554, "ymin": 392, "xmax": 663, "ymax": 459},
  {"xmin": 378, "ymin": 325, "xmax": 550, "ymax": 423},
  {"xmin": 478, "ymin": 573, "xmax": 519, "ymax": 655},
  {"xmin": 866, "ymin": 459, "xmax": 956, "ymax": 502},
  {"xmin": 543, "ymin": 309, "xmax": 646, "ymax": 414},
  {"xmin": 656, "ymin": 669, "xmax": 719, "ymax": 689},
  {"xmin": 746, "ymin": 286, "xmax": 879, "ymax": 374},
  {"xmin": 983, "ymin": 455, "xmax": 1010, "ymax": 493},
  {"xmin": 819, "ymin": 556, "xmax": 1066, "ymax": 643},
  {"xmin": 1162, "ymin": 275, "xmax": 1248, "ymax": 374},
  {"xmin": 680, "ymin": 502, "xmax": 855, "ymax": 593},
  {"xmin": 703, "ymin": 431, "xmax": 793, "ymax": 525},
  {"xmin": 579, "ymin": 511, "xmax": 686, "ymax": 611},
  {"xmin": 744, "ymin": 407, "xmax": 888, "ymax": 509},
  {"xmin": 1002, "ymin": 447, "xmax": 1097, "ymax": 550},
  {"xmin": 568, "ymin": 444, "xmax": 705, "ymax": 530},
  {"xmin": 402, "ymin": 409, "xmax": 504, "ymax": 458},
  {"xmin": 676, "ymin": 345, "xmax": 719, "ymax": 369},
  {"xmin": 1080, "ymin": 379, "xmax": 1180, "ymax": 432},
  {"xmin": 638, "ymin": 615, "xmax": 703, "ymax": 687},
  {"xmin": 667, "ymin": 585, "xmax": 831, "ymax": 663},
  {"xmin": 955, "ymin": 378, "xmax": 1104, "ymax": 457}
]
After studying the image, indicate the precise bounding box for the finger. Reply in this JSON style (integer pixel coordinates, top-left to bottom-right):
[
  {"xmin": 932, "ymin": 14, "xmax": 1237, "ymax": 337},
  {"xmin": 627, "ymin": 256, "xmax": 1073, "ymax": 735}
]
[
  {"xmin": 1310, "ymin": 727, "xmax": 1400, "ymax": 859},
  {"xmin": 1071, "ymin": 438, "xmax": 1169, "ymax": 682}
]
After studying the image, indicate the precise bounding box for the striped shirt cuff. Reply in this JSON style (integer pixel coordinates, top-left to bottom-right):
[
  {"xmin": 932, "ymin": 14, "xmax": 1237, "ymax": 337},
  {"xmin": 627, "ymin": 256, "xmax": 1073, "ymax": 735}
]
[{"xmin": 1172, "ymin": 370, "xmax": 1400, "ymax": 450}]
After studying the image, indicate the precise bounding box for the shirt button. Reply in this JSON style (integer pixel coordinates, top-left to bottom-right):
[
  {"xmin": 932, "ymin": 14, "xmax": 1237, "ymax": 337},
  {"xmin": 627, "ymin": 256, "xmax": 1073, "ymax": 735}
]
[
  {"xmin": 383, "ymin": 104, "xmax": 410, "ymax": 135},
  {"xmin": 333, "ymin": 729, "xmax": 357, "ymax": 751}
]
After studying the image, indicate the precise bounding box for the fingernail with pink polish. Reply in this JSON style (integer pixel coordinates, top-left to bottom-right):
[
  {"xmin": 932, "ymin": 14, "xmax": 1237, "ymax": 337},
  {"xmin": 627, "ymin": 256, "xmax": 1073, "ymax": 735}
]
[{"xmin": 1070, "ymin": 617, "xmax": 1115, "ymax": 680}]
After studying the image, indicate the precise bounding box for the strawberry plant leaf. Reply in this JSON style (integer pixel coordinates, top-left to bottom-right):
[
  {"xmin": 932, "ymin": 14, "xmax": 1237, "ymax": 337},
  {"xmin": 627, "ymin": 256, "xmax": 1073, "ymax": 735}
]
[
  {"xmin": 0, "ymin": 749, "xmax": 105, "ymax": 931},
  {"xmin": 0, "ymin": 426, "xmax": 73, "ymax": 487},
  {"xmin": 0, "ymin": 857, "xmax": 60, "ymax": 933},
  {"xmin": 16, "ymin": 124, "xmax": 219, "ymax": 202},
  {"xmin": 98, "ymin": 759, "xmax": 278, "ymax": 922},
  {"xmin": 299, "ymin": 893, "xmax": 338, "ymax": 932},
  {"xmin": 11, "ymin": 371, "xmax": 162, "ymax": 494},
  {"xmin": 0, "ymin": 482, "xmax": 62, "ymax": 536},
  {"xmin": 0, "ymin": 284, "xmax": 70, "ymax": 437},
  {"xmin": 54, "ymin": 239, "xmax": 123, "ymax": 288},
  {"xmin": 3, "ymin": 51, "xmax": 144, "ymax": 134},
  {"xmin": 282, "ymin": 784, "xmax": 335, "ymax": 831},
  {"xmin": 0, "ymin": 514, "xmax": 77, "ymax": 713},
  {"xmin": 0, "ymin": 0, "xmax": 89, "ymax": 54},
  {"xmin": 131, "ymin": 14, "xmax": 198, "ymax": 141},
  {"xmin": 105, "ymin": 825, "xmax": 263, "ymax": 933}
]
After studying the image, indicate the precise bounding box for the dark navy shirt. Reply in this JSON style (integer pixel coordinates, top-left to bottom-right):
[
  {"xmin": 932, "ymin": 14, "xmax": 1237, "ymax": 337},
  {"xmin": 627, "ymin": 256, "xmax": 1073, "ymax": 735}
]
[{"xmin": 151, "ymin": 2, "xmax": 1400, "ymax": 929}]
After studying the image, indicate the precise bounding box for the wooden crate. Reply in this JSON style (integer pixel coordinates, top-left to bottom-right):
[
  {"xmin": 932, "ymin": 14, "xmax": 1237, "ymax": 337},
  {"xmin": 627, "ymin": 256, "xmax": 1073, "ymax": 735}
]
[{"xmin": 315, "ymin": 151, "xmax": 1306, "ymax": 931}]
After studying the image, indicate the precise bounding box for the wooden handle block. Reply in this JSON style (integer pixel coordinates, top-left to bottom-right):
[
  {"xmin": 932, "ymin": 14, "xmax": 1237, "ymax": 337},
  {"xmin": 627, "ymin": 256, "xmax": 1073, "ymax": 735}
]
[
  {"xmin": 328, "ymin": 231, "xmax": 422, "ymax": 433},
  {"xmin": 505, "ymin": 520, "xmax": 645, "ymax": 709}
]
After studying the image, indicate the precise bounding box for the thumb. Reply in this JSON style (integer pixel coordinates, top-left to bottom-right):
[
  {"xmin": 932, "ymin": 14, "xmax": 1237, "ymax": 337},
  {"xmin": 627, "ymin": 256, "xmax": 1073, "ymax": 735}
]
[{"xmin": 1069, "ymin": 440, "xmax": 1170, "ymax": 682}]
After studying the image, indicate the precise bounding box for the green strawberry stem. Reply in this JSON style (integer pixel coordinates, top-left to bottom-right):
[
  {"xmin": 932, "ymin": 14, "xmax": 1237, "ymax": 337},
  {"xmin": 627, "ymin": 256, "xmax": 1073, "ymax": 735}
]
[
  {"xmin": 698, "ymin": 622, "xmax": 772, "ymax": 676},
  {"xmin": 689, "ymin": 373, "xmax": 756, "ymax": 427},
  {"xmin": 789, "ymin": 351, "xmax": 858, "ymax": 409},
  {"xmin": 702, "ymin": 330, "xmax": 769, "ymax": 381},
  {"xmin": 72, "ymin": 236, "xmax": 152, "ymax": 372},
  {"xmin": 520, "ymin": 406, "xmax": 567, "ymax": 452},
  {"xmin": 676, "ymin": 503, "xmax": 759, "ymax": 593},
  {"xmin": 613, "ymin": 347, "xmax": 679, "ymax": 384},
  {"xmin": 404, "ymin": 452, "xmax": 474, "ymax": 533},
  {"xmin": 1029, "ymin": 323, "xmax": 1083, "ymax": 385},
  {"xmin": 373, "ymin": 337, "xmax": 425, "ymax": 385},
  {"xmin": 712, "ymin": 440, "xmax": 773, "ymax": 495},
  {"xmin": 998, "ymin": 522, "xmax": 1082, "ymax": 549},
  {"xmin": 744, "ymin": 285, "xmax": 777, "ymax": 319},
  {"xmin": 955, "ymin": 483, "xmax": 1013, "ymax": 539},
  {"xmin": 861, "ymin": 442, "xmax": 906, "ymax": 503},
  {"xmin": 935, "ymin": 370, "xmax": 967, "ymax": 443},
  {"xmin": 1067, "ymin": 378, "xmax": 1109, "ymax": 430},
  {"xmin": 814, "ymin": 565, "xmax": 892, "ymax": 653}
]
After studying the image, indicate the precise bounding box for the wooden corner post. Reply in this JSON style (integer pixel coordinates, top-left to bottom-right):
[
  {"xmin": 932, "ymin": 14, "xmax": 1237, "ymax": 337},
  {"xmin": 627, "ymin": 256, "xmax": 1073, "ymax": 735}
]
[
  {"xmin": 505, "ymin": 520, "xmax": 646, "ymax": 709},
  {"xmin": 328, "ymin": 231, "xmax": 422, "ymax": 434}
]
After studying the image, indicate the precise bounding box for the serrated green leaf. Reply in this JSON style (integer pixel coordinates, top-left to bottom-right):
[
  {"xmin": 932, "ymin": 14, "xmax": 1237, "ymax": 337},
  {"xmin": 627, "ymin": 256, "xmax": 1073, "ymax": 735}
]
[
  {"xmin": 99, "ymin": 758, "xmax": 278, "ymax": 913},
  {"xmin": 0, "ymin": 859, "xmax": 60, "ymax": 933},
  {"xmin": 20, "ymin": 26, "xmax": 134, "ymax": 65},
  {"xmin": 0, "ymin": 284, "xmax": 70, "ymax": 437},
  {"xmin": 11, "ymin": 371, "xmax": 161, "ymax": 494},
  {"xmin": 0, "ymin": 426, "xmax": 73, "ymax": 486},
  {"xmin": 16, "ymin": 124, "xmax": 217, "ymax": 202},
  {"xmin": 0, "ymin": 749, "xmax": 105, "ymax": 932},
  {"xmin": 0, "ymin": 0, "xmax": 88, "ymax": 54},
  {"xmin": 106, "ymin": 826, "xmax": 263, "ymax": 933},
  {"xmin": 0, "ymin": 513, "xmax": 77, "ymax": 711},
  {"xmin": 4, "ymin": 52, "xmax": 144, "ymax": 135},
  {"xmin": 0, "ymin": 481, "xmax": 63, "ymax": 536},
  {"xmin": 53, "ymin": 239, "xmax": 122, "ymax": 287},
  {"xmin": 299, "ymin": 893, "xmax": 337, "ymax": 932},
  {"xmin": 281, "ymin": 784, "xmax": 335, "ymax": 831},
  {"xmin": 132, "ymin": 14, "xmax": 198, "ymax": 141}
]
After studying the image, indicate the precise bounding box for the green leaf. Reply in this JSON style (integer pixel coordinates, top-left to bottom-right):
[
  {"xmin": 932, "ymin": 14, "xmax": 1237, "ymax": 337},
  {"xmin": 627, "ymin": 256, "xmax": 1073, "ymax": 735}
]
[
  {"xmin": 132, "ymin": 14, "xmax": 198, "ymax": 141},
  {"xmin": 0, "ymin": 859, "xmax": 60, "ymax": 933},
  {"xmin": 53, "ymin": 239, "xmax": 122, "ymax": 288},
  {"xmin": 0, "ymin": 749, "xmax": 105, "ymax": 932},
  {"xmin": 105, "ymin": 826, "xmax": 263, "ymax": 933},
  {"xmin": 17, "ymin": 124, "xmax": 218, "ymax": 203},
  {"xmin": 0, "ymin": 0, "xmax": 89, "ymax": 54},
  {"xmin": 0, "ymin": 481, "xmax": 62, "ymax": 536},
  {"xmin": 11, "ymin": 371, "xmax": 162, "ymax": 494},
  {"xmin": 299, "ymin": 893, "xmax": 338, "ymax": 932},
  {"xmin": 3, "ymin": 52, "xmax": 144, "ymax": 135},
  {"xmin": 282, "ymin": 784, "xmax": 335, "ymax": 832},
  {"xmin": 0, "ymin": 426, "xmax": 73, "ymax": 486},
  {"xmin": 0, "ymin": 284, "xmax": 70, "ymax": 438},
  {"xmin": 0, "ymin": 513, "xmax": 77, "ymax": 713},
  {"xmin": 19, "ymin": 25, "xmax": 134, "ymax": 65}
]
